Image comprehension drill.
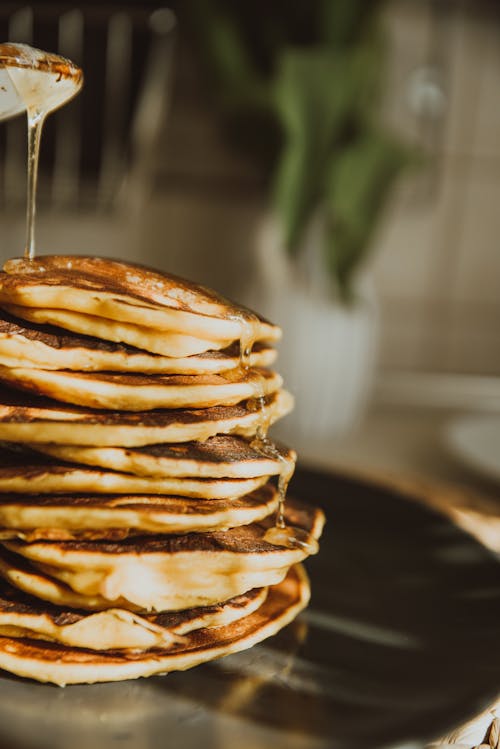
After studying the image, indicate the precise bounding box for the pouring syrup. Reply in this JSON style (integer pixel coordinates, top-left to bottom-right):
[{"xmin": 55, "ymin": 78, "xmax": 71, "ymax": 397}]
[{"xmin": 0, "ymin": 43, "xmax": 83, "ymax": 260}]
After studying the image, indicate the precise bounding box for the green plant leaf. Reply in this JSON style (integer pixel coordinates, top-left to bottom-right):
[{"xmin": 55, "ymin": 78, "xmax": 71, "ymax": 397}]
[
  {"xmin": 324, "ymin": 130, "xmax": 411, "ymax": 302},
  {"xmin": 349, "ymin": 23, "xmax": 386, "ymax": 122},
  {"xmin": 272, "ymin": 47, "xmax": 358, "ymax": 252}
]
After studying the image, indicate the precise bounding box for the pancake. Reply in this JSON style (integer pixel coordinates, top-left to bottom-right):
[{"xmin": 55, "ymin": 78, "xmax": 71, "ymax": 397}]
[
  {"xmin": 2, "ymin": 499, "xmax": 324, "ymax": 610},
  {"xmin": 0, "ymin": 465, "xmax": 269, "ymax": 501},
  {"xmin": 0, "ymin": 484, "xmax": 280, "ymax": 538},
  {"xmin": 5, "ymin": 306, "xmax": 232, "ymax": 357},
  {"xmin": 0, "ymin": 366, "xmax": 282, "ymax": 410},
  {"xmin": 0, "ymin": 565, "xmax": 308, "ymax": 685},
  {"xmin": 0, "ymin": 310, "xmax": 276, "ymax": 373},
  {"xmin": 34, "ymin": 436, "xmax": 296, "ymax": 479},
  {"xmin": 1, "ymin": 256, "xmax": 281, "ymax": 344},
  {"xmin": 0, "ymin": 581, "xmax": 268, "ymax": 650},
  {"xmin": 0, "ymin": 388, "xmax": 294, "ymax": 446},
  {"xmin": 0, "ymin": 549, "xmax": 132, "ymax": 611},
  {"xmin": 0, "ymin": 445, "xmax": 270, "ymax": 499}
]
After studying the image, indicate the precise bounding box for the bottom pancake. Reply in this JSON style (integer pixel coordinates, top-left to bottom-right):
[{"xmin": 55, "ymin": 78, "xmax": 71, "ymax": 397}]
[{"xmin": 0, "ymin": 565, "xmax": 308, "ymax": 685}]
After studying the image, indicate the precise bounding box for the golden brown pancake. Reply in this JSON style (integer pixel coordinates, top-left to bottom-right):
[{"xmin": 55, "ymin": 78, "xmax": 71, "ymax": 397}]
[
  {"xmin": 0, "ymin": 388, "xmax": 294, "ymax": 446},
  {"xmin": 0, "ymin": 466, "xmax": 269, "ymax": 501},
  {"xmin": 0, "ymin": 549, "xmax": 136, "ymax": 610},
  {"xmin": 0, "ymin": 310, "xmax": 276, "ymax": 373},
  {"xmin": 2, "ymin": 500, "xmax": 324, "ymax": 610},
  {"xmin": 5, "ymin": 306, "xmax": 232, "ymax": 357},
  {"xmin": 34, "ymin": 436, "xmax": 296, "ymax": 479},
  {"xmin": 0, "ymin": 580, "xmax": 268, "ymax": 650},
  {"xmin": 0, "ymin": 565, "xmax": 308, "ymax": 685},
  {"xmin": 0, "ymin": 484, "xmax": 280, "ymax": 538},
  {"xmin": 1, "ymin": 256, "xmax": 281, "ymax": 343},
  {"xmin": 0, "ymin": 366, "xmax": 282, "ymax": 410},
  {"xmin": 0, "ymin": 444, "xmax": 270, "ymax": 499}
]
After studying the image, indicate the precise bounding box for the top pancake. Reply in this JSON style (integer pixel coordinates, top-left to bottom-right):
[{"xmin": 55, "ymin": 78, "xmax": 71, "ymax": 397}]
[{"xmin": 0, "ymin": 256, "xmax": 281, "ymax": 344}]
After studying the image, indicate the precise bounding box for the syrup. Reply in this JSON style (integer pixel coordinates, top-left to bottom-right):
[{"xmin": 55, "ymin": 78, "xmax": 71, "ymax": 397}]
[
  {"xmin": 252, "ymin": 427, "xmax": 317, "ymax": 555},
  {"xmin": 227, "ymin": 307, "xmax": 260, "ymax": 372},
  {"xmin": 220, "ymin": 307, "xmax": 259, "ymax": 384},
  {"xmin": 0, "ymin": 43, "xmax": 83, "ymax": 260},
  {"xmin": 228, "ymin": 306, "xmax": 314, "ymax": 553},
  {"xmin": 240, "ymin": 321, "xmax": 256, "ymax": 370}
]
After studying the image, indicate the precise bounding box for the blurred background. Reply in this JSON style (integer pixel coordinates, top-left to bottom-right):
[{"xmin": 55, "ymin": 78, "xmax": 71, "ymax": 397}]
[{"xmin": 1, "ymin": 0, "xmax": 500, "ymax": 510}]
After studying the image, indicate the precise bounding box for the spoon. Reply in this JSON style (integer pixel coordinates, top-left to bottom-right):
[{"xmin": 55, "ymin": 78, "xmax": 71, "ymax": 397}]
[{"xmin": 0, "ymin": 43, "xmax": 83, "ymax": 259}]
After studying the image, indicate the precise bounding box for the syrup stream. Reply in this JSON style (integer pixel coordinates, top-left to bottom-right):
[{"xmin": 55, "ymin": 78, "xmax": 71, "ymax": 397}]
[
  {"xmin": 25, "ymin": 110, "xmax": 45, "ymax": 260},
  {"xmin": 230, "ymin": 308, "xmax": 317, "ymax": 554}
]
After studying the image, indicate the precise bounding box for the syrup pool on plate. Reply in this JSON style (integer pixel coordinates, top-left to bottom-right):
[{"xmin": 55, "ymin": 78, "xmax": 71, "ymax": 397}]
[{"xmin": 0, "ymin": 43, "xmax": 83, "ymax": 260}]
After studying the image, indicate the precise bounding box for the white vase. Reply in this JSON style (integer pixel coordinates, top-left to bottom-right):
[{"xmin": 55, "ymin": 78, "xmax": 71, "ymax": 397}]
[{"xmin": 245, "ymin": 215, "xmax": 378, "ymax": 449}]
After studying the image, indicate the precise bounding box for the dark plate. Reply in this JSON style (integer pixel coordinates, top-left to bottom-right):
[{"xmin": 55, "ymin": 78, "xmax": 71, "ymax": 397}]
[{"xmin": 0, "ymin": 466, "xmax": 498, "ymax": 749}]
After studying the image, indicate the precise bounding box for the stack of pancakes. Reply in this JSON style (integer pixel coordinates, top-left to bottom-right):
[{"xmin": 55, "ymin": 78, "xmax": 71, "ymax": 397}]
[{"xmin": 0, "ymin": 256, "xmax": 324, "ymax": 685}]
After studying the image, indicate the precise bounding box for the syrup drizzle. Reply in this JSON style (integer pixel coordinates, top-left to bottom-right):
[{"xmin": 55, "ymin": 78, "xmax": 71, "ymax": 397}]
[
  {"xmin": 24, "ymin": 108, "xmax": 44, "ymax": 261},
  {"xmin": 0, "ymin": 43, "xmax": 83, "ymax": 260},
  {"xmin": 229, "ymin": 307, "xmax": 317, "ymax": 554}
]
